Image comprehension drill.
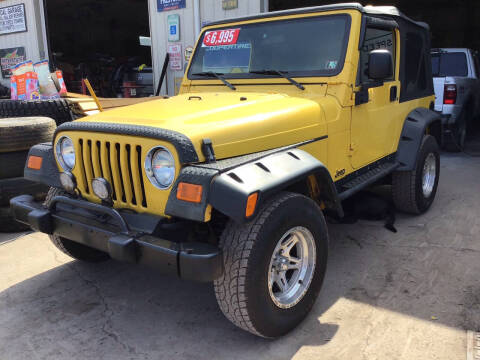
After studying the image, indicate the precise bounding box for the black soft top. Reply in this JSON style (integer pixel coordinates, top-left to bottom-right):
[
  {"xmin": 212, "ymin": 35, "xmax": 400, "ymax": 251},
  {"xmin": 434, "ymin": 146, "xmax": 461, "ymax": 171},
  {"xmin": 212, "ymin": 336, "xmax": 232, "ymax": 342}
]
[{"xmin": 206, "ymin": 2, "xmax": 428, "ymax": 30}]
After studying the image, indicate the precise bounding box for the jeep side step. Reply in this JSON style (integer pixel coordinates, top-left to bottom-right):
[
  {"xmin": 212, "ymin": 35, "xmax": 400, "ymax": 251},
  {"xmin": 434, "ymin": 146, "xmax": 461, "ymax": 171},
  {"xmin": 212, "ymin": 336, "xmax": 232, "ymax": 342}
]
[{"xmin": 338, "ymin": 161, "xmax": 400, "ymax": 200}]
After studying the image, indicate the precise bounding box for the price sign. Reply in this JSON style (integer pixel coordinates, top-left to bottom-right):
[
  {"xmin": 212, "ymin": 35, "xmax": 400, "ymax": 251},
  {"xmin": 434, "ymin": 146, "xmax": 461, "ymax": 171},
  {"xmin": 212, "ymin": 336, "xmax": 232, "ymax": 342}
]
[{"xmin": 203, "ymin": 28, "xmax": 240, "ymax": 47}]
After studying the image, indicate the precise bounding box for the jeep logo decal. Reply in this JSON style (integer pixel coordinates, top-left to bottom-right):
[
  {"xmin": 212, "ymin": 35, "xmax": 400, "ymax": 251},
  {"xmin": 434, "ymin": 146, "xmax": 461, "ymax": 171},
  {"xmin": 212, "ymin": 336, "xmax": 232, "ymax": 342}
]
[{"xmin": 335, "ymin": 169, "xmax": 346, "ymax": 178}]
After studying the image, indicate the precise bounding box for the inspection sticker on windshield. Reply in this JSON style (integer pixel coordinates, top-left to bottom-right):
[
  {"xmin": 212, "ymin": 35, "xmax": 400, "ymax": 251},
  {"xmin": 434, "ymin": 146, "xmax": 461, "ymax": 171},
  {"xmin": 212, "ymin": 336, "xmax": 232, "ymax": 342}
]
[
  {"xmin": 326, "ymin": 60, "xmax": 338, "ymax": 69},
  {"xmin": 203, "ymin": 28, "xmax": 240, "ymax": 47}
]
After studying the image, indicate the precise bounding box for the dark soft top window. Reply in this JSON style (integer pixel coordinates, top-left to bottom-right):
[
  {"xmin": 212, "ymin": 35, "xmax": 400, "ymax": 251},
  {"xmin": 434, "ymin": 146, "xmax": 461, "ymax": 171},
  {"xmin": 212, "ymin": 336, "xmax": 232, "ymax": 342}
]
[
  {"xmin": 431, "ymin": 52, "xmax": 468, "ymax": 77},
  {"xmin": 398, "ymin": 21, "xmax": 434, "ymax": 102},
  {"xmin": 404, "ymin": 32, "xmax": 425, "ymax": 94}
]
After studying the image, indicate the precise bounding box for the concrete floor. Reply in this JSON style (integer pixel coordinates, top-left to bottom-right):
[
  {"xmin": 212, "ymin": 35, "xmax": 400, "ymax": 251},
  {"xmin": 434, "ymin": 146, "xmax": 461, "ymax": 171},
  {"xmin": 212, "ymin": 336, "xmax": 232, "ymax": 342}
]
[{"xmin": 0, "ymin": 150, "xmax": 479, "ymax": 360}]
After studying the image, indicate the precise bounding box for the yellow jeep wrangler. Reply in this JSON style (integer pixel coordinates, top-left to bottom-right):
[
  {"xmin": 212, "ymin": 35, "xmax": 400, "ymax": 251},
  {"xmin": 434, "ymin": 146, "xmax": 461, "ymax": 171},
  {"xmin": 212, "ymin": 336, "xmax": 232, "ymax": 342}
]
[{"xmin": 11, "ymin": 3, "xmax": 441, "ymax": 338}]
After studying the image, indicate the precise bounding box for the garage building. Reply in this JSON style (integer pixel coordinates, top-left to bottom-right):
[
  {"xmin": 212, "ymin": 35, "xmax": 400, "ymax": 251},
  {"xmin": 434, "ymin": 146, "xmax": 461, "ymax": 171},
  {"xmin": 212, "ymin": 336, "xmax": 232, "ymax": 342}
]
[{"xmin": 0, "ymin": 0, "xmax": 479, "ymax": 96}]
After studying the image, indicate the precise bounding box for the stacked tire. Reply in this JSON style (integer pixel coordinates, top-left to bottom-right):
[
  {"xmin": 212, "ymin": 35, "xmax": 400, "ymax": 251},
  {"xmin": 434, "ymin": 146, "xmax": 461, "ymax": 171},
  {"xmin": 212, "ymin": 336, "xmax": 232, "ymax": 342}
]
[
  {"xmin": 0, "ymin": 117, "xmax": 56, "ymax": 232},
  {"xmin": 0, "ymin": 99, "xmax": 75, "ymax": 126}
]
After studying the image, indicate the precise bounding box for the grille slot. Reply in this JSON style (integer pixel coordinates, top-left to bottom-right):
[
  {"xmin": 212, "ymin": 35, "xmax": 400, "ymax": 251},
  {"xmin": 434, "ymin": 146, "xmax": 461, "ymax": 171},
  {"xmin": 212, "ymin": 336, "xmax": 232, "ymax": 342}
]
[
  {"xmin": 83, "ymin": 140, "xmax": 94, "ymax": 193},
  {"xmin": 76, "ymin": 138, "xmax": 147, "ymax": 208},
  {"xmin": 126, "ymin": 145, "xmax": 137, "ymax": 205},
  {"xmin": 136, "ymin": 145, "xmax": 147, "ymax": 207},
  {"xmin": 78, "ymin": 139, "xmax": 89, "ymax": 194},
  {"xmin": 116, "ymin": 143, "xmax": 126, "ymax": 203}
]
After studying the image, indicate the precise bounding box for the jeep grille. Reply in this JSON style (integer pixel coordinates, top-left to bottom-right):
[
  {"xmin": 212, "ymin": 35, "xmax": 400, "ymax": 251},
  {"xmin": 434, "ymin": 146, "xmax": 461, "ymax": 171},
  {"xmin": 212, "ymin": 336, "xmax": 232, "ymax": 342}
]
[{"xmin": 76, "ymin": 138, "xmax": 147, "ymax": 209}]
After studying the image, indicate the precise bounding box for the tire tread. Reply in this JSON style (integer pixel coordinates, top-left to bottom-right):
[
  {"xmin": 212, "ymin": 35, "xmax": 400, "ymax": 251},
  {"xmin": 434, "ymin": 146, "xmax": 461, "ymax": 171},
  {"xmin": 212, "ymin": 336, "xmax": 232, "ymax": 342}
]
[
  {"xmin": 0, "ymin": 99, "xmax": 74, "ymax": 125},
  {"xmin": 392, "ymin": 168, "xmax": 419, "ymax": 214},
  {"xmin": 213, "ymin": 192, "xmax": 299, "ymax": 337},
  {"xmin": 44, "ymin": 188, "xmax": 71, "ymax": 255},
  {"xmin": 45, "ymin": 188, "xmax": 109, "ymax": 262},
  {"xmin": 0, "ymin": 117, "xmax": 56, "ymax": 152},
  {"xmin": 392, "ymin": 135, "xmax": 439, "ymax": 214}
]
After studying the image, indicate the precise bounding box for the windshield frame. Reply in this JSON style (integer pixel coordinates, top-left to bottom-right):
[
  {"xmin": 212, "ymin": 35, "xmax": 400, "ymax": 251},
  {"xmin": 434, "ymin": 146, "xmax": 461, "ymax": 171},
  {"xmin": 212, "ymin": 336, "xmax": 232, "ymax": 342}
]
[{"xmin": 187, "ymin": 13, "xmax": 352, "ymax": 80}]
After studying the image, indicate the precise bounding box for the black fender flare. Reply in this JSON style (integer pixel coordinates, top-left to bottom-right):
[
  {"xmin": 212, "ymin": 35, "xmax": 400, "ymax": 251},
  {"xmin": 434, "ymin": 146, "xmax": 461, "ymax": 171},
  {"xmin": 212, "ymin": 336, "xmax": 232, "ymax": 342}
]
[
  {"xmin": 208, "ymin": 149, "xmax": 342, "ymax": 223},
  {"xmin": 23, "ymin": 143, "xmax": 62, "ymax": 188},
  {"xmin": 396, "ymin": 108, "xmax": 442, "ymax": 171}
]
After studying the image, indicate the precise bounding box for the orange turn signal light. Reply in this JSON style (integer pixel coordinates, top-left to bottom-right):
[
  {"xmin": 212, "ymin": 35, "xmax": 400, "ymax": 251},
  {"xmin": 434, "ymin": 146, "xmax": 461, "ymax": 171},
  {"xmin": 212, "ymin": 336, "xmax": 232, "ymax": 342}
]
[
  {"xmin": 245, "ymin": 192, "xmax": 258, "ymax": 218},
  {"xmin": 27, "ymin": 155, "xmax": 43, "ymax": 170},
  {"xmin": 177, "ymin": 182, "xmax": 203, "ymax": 203}
]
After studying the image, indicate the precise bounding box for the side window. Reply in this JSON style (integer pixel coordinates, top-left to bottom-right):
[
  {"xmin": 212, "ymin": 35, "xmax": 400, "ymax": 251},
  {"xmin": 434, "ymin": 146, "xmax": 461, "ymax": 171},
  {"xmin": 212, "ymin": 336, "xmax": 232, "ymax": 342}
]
[
  {"xmin": 358, "ymin": 27, "xmax": 396, "ymax": 84},
  {"xmin": 399, "ymin": 27, "xmax": 434, "ymax": 102},
  {"xmin": 404, "ymin": 32, "xmax": 426, "ymax": 95}
]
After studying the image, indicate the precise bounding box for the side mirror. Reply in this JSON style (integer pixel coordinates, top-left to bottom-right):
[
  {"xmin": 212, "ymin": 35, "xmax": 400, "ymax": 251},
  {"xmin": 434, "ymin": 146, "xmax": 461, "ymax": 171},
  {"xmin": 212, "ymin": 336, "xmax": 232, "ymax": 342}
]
[{"xmin": 368, "ymin": 49, "xmax": 393, "ymax": 80}]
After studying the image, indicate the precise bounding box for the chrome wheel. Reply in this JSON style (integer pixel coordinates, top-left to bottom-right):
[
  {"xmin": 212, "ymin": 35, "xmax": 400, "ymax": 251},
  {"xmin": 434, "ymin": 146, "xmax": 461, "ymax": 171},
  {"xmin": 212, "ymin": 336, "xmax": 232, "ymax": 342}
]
[
  {"xmin": 268, "ymin": 226, "xmax": 316, "ymax": 309},
  {"xmin": 422, "ymin": 153, "xmax": 436, "ymax": 198}
]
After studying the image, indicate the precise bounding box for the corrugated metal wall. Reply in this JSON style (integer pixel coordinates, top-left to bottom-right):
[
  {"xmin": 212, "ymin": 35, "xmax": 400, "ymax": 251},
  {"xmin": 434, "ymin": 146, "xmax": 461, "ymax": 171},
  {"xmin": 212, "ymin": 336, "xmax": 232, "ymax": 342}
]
[
  {"xmin": 0, "ymin": 0, "xmax": 47, "ymax": 87},
  {"xmin": 148, "ymin": 0, "xmax": 266, "ymax": 96}
]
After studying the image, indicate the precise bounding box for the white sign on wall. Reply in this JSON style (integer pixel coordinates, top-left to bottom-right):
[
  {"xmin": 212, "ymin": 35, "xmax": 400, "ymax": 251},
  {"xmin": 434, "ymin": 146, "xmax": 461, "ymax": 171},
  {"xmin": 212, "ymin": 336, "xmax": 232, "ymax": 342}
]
[
  {"xmin": 0, "ymin": 4, "xmax": 27, "ymax": 35},
  {"xmin": 168, "ymin": 44, "xmax": 182, "ymax": 70}
]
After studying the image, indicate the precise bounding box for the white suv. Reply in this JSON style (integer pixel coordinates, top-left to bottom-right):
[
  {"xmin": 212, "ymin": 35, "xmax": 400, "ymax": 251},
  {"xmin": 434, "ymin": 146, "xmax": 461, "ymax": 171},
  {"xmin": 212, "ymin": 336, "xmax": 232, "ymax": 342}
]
[{"xmin": 431, "ymin": 48, "xmax": 480, "ymax": 150}]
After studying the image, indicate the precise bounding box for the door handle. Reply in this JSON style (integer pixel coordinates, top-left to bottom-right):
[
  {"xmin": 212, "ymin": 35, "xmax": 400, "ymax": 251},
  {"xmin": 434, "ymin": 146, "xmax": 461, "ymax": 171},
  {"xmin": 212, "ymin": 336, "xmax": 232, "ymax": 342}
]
[{"xmin": 390, "ymin": 86, "xmax": 398, "ymax": 102}]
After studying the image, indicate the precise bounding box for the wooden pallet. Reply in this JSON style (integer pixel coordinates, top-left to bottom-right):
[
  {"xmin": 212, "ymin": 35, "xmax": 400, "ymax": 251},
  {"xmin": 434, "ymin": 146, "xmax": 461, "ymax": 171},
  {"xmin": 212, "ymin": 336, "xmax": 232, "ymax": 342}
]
[{"xmin": 63, "ymin": 92, "xmax": 165, "ymax": 117}]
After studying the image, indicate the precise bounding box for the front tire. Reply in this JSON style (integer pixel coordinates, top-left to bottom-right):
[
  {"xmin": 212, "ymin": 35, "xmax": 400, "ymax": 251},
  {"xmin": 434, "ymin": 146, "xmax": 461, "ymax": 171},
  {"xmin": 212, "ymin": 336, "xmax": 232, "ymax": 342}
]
[
  {"xmin": 45, "ymin": 187, "xmax": 110, "ymax": 262},
  {"xmin": 214, "ymin": 192, "xmax": 328, "ymax": 338},
  {"xmin": 392, "ymin": 135, "xmax": 440, "ymax": 214}
]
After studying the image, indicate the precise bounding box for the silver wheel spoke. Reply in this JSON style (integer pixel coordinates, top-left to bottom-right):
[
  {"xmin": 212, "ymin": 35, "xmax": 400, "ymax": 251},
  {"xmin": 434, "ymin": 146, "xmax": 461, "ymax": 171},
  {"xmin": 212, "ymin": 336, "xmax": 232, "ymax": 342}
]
[
  {"xmin": 282, "ymin": 234, "xmax": 299, "ymax": 255},
  {"xmin": 269, "ymin": 269, "xmax": 276, "ymax": 287},
  {"xmin": 287, "ymin": 257, "xmax": 301, "ymax": 270},
  {"xmin": 422, "ymin": 153, "xmax": 436, "ymax": 198},
  {"xmin": 267, "ymin": 227, "xmax": 317, "ymax": 309},
  {"xmin": 275, "ymin": 272, "xmax": 288, "ymax": 292}
]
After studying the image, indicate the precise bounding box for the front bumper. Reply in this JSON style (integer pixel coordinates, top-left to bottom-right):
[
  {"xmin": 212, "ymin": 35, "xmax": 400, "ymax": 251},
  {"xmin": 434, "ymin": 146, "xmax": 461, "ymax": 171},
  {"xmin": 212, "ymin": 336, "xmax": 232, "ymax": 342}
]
[{"xmin": 10, "ymin": 195, "xmax": 223, "ymax": 282}]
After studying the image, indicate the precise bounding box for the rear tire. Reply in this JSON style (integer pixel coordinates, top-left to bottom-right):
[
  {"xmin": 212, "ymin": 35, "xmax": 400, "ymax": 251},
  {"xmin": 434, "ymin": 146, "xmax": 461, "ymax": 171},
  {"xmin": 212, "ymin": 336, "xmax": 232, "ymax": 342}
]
[
  {"xmin": 0, "ymin": 117, "xmax": 56, "ymax": 153},
  {"xmin": 214, "ymin": 192, "xmax": 328, "ymax": 338},
  {"xmin": 45, "ymin": 187, "xmax": 110, "ymax": 262},
  {"xmin": 392, "ymin": 135, "xmax": 440, "ymax": 214},
  {"xmin": 0, "ymin": 99, "xmax": 74, "ymax": 125},
  {"xmin": 444, "ymin": 103, "xmax": 471, "ymax": 152},
  {"xmin": 444, "ymin": 118, "xmax": 467, "ymax": 152}
]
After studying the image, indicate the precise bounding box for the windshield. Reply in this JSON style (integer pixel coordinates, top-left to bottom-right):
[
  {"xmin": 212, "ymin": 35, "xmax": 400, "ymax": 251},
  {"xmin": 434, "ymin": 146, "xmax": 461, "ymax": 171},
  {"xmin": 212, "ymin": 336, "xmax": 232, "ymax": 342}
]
[
  {"xmin": 431, "ymin": 52, "xmax": 468, "ymax": 77},
  {"xmin": 188, "ymin": 14, "xmax": 351, "ymax": 79}
]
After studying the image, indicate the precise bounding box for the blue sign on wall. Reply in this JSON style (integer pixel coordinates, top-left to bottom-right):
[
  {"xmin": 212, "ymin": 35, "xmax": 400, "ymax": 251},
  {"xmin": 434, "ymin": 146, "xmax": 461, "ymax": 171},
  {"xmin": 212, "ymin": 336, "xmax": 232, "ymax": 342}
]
[{"xmin": 157, "ymin": 0, "xmax": 186, "ymax": 12}]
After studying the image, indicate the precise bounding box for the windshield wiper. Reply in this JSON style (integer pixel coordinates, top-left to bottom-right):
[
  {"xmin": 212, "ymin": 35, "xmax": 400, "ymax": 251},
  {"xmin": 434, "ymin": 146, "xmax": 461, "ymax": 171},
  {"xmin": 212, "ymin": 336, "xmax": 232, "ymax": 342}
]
[
  {"xmin": 191, "ymin": 71, "xmax": 236, "ymax": 91},
  {"xmin": 249, "ymin": 69, "xmax": 305, "ymax": 90}
]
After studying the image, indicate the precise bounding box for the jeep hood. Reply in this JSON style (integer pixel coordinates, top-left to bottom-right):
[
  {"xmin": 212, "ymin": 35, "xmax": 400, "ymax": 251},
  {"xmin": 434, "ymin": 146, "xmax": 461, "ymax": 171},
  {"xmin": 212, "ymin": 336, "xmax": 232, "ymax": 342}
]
[{"xmin": 81, "ymin": 92, "xmax": 326, "ymax": 161}]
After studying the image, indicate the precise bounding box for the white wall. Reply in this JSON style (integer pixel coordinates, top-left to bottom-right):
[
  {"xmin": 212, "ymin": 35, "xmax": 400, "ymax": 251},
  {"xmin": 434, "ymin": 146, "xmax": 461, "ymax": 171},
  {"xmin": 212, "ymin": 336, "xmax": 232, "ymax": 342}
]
[
  {"xmin": 0, "ymin": 0, "xmax": 48, "ymax": 87},
  {"xmin": 148, "ymin": 0, "xmax": 266, "ymax": 96}
]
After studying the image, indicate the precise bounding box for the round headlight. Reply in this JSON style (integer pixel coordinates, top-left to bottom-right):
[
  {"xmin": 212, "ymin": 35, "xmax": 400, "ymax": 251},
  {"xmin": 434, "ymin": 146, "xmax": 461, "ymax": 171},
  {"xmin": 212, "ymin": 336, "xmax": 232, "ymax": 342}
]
[
  {"xmin": 55, "ymin": 136, "xmax": 76, "ymax": 171},
  {"xmin": 145, "ymin": 147, "xmax": 175, "ymax": 189}
]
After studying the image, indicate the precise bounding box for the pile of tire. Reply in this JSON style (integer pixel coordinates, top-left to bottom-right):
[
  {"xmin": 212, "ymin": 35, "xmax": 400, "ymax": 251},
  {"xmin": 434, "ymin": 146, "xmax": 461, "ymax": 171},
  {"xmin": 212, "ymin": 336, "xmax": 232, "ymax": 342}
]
[
  {"xmin": 0, "ymin": 99, "xmax": 75, "ymax": 126},
  {"xmin": 0, "ymin": 117, "xmax": 56, "ymax": 232}
]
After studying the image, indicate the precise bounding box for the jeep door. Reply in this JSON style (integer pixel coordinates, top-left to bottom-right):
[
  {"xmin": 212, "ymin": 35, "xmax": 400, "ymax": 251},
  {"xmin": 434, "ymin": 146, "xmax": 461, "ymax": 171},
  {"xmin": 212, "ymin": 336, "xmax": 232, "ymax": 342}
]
[{"xmin": 350, "ymin": 27, "xmax": 401, "ymax": 169}]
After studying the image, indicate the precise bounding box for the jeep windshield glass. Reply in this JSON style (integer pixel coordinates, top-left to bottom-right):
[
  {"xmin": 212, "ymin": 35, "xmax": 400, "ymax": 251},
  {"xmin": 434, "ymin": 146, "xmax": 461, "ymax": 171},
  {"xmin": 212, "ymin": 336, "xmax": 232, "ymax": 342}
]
[{"xmin": 188, "ymin": 14, "xmax": 350, "ymax": 79}]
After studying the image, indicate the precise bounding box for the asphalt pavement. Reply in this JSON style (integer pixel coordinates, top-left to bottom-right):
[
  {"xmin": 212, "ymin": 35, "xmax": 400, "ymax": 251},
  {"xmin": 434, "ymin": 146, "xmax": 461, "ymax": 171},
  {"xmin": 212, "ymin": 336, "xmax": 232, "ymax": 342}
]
[{"xmin": 0, "ymin": 148, "xmax": 479, "ymax": 360}]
